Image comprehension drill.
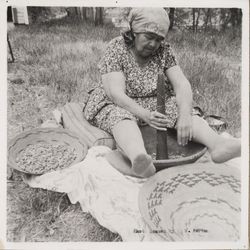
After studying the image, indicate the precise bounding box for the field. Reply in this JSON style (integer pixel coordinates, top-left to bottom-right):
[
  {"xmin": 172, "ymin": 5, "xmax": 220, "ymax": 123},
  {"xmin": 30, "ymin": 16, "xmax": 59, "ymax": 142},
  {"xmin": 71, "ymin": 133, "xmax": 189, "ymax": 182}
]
[{"xmin": 7, "ymin": 15, "xmax": 241, "ymax": 241}]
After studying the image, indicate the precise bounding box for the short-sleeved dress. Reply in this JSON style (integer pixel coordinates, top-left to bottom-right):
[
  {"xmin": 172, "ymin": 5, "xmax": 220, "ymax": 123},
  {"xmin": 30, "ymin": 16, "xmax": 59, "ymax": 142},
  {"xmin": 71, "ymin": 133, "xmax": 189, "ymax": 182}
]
[{"xmin": 83, "ymin": 36, "xmax": 178, "ymax": 135}]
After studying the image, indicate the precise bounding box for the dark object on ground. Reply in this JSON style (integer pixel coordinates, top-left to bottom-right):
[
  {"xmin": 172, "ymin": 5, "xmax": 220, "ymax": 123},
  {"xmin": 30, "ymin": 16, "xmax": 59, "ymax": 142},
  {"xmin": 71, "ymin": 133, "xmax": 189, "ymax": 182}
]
[
  {"xmin": 205, "ymin": 115, "xmax": 228, "ymax": 132},
  {"xmin": 7, "ymin": 34, "xmax": 15, "ymax": 63}
]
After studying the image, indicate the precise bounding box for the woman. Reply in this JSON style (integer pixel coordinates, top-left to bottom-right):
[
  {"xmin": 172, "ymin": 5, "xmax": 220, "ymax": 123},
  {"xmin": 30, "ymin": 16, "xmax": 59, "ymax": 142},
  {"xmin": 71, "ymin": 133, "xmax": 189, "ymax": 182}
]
[{"xmin": 84, "ymin": 8, "xmax": 241, "ymax": 178}]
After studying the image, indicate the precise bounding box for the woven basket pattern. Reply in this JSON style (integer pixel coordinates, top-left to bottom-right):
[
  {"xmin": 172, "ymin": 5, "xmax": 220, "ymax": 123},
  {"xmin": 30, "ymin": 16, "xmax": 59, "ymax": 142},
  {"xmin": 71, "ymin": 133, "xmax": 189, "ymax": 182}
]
[
  {"xmin": 8, "ymin": 128, "xmax": 88, "ymax": 175},
  {"xmin": 139, "ymin": 164, "xmax": 241, "ymax": 241}
]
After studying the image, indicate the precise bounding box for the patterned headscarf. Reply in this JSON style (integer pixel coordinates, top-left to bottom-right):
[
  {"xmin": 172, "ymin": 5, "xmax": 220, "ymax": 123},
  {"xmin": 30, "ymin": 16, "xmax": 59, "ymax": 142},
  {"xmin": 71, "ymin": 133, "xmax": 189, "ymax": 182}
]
[{"xmin": 128, "ymin": 8, "xmax": 170, "ymax": 38}]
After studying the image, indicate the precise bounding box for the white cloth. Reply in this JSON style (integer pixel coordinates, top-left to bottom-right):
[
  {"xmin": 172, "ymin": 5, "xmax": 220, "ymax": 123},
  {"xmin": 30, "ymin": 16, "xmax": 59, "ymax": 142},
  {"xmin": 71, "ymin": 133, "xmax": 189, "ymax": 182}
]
[
  {"xmin": 24, "ymin": 146, "xmax": 162, "ymax": 241},
  {"xmin": 24, "ymin": 145, "xmax": 240, "ymax": 241},
  {"xmin": 24, "ymin": 117, "xmax": 241, "ymax": 241}
]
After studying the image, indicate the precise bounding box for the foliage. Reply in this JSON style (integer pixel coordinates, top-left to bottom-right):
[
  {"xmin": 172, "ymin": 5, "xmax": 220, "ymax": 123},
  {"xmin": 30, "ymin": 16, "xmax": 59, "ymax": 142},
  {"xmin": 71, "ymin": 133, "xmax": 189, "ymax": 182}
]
[
  {"xmin": 27, "ymin": 7, "xmax": 52, "ymax": 23},
  {"xmin": 166, "ymin": 8, "xmax": 242, "ymax": 32},
  {"xmin": 27, "ymin": 7, "xmax": 242, "ymax": 34}
]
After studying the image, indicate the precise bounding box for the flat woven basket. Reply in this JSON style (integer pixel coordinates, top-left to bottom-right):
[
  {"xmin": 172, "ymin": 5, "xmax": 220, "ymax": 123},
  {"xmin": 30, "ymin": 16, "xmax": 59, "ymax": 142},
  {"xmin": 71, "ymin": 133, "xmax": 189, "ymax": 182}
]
[
  {"xmin": 138, "ymin": 163, "xmax": 241, "ymax": 241},
  {"xmin": 8, "ymin": 127, "xmax": 88, "ymax": 175}
]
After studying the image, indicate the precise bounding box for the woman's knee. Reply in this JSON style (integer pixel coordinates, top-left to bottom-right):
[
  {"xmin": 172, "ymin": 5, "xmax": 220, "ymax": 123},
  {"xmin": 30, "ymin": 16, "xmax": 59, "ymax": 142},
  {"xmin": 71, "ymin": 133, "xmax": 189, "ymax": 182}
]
[{"xmin": 112, "ymin": 118, "xmax": 138, "ymax": 133}]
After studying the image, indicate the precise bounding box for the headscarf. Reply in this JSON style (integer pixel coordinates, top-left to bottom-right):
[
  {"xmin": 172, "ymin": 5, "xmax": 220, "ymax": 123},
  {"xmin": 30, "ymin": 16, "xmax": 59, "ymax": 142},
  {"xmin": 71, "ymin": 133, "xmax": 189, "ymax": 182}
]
[{"xmin": 128, "ymin": 8, "xmax": 170, "ymax": 38}]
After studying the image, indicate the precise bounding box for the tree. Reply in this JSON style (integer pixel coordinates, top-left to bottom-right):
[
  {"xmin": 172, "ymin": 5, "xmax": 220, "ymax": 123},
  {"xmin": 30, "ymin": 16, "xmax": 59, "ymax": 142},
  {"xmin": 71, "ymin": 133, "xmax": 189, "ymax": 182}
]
[
  {"xmin": 27, "ymin": 7, "xmax": 52, "ymax": 23},
  {"xmin": 203, "ymin": 8, "xmax": 212, "ymax": 31},
  {"xmin": 220, "ymin": 9, "xmax": 232, "ymax": 30},
  {"xmin": 220, "ymin": 8, "xmax": 242, "ymax": 31},
  {"xmin": 229, "ymin": 8, "xmax": 242, "ymax": 27},
  {"xmin": 94, "ymin": 7, "xmax": 104, "ymax": 26},
  {"xmin": 192, "ymin": 8, "xmax": 196, "ymax": 32},
  {"xmin": 174, "ymin": 8, "xmax": 190, "ymax": 29},
  {"xmin": 195, "ymin": 8, "xmax": 201, "ymax": 32},
  {"xmin": 192, "ymin": 8, "xmax": 201, "ymax": 32},
  {"xmin": 169, "ymin": 8, "xmax": 175, "ymax": 30}
]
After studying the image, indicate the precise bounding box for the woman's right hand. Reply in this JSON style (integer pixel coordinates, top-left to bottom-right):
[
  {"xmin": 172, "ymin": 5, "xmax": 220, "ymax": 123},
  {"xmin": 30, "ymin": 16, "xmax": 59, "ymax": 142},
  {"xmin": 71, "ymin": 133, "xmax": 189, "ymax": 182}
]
[{"xmin": 143, "ymin": 110, "xmax": 168, "ymax": 131}]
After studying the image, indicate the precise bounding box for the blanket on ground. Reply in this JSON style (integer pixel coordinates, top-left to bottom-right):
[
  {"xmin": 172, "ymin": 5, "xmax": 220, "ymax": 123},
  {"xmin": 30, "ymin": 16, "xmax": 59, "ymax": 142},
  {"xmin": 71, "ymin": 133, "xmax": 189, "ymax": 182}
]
[{"xmin": 24, "ymin": 145, "xmax": 240, "ymax": 241}]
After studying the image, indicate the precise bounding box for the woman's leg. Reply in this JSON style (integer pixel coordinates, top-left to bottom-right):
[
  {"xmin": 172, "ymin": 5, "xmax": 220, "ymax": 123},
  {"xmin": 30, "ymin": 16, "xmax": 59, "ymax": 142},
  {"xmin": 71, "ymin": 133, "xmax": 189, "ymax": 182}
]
[
  {"xmin": 112, "ymin": 119, "xmax": 156, "ymax": 177},
  {"xmin": 191, "ymin": 116, "xmax": 241, "ymax": 163}
]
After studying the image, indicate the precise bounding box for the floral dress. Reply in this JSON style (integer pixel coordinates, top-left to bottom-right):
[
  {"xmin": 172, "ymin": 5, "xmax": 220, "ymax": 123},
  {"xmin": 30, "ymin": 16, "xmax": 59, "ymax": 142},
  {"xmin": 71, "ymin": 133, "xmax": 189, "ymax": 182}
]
[{"xmin": 83, "ymin": 36, "xmax": 178, "ymax": 135}]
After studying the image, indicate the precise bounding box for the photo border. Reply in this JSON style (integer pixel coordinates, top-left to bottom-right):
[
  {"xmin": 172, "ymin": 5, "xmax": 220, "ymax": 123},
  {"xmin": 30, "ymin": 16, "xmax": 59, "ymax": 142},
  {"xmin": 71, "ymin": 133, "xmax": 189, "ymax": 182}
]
[{"xmin": 1, "ymin": 0, "xmax": 249, "ymax": 249}]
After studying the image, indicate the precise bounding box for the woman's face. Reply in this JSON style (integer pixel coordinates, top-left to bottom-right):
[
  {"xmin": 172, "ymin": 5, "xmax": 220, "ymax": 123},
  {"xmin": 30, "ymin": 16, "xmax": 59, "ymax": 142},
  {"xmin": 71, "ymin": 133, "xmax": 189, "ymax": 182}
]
[{"xmin": 134, "ymin": 32, "xmax": 164, "ymax": 58}]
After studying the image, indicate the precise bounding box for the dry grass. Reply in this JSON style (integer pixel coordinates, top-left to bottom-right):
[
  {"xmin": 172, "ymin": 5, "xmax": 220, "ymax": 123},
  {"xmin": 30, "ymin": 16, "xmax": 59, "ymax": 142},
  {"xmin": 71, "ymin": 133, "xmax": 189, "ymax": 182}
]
[
  {"xmin": 7, "ymin": 171, "xmax": 122, "ymax": 242},
  {"xmin": 7, "ymin": 14, "xmax": 241, "ymax": 242},
  {"xmin": 167, "ymin": 30, "xmax": 241, "ymax": 136},
  {"xmin": 7, "ymin": 17, "xmax": 122, "ymax": 242}
]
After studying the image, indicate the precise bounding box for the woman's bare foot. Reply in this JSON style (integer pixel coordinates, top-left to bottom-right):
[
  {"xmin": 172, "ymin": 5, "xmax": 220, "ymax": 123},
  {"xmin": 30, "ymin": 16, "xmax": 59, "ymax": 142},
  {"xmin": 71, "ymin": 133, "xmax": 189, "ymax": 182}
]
[
  {"xmin": 105, "ymin": 150, "xmax": 137, "ymax": 177},
  {"xmin": 210, "ymin": 137, "xmax": 241, "ymax": 163},
  {"xmin": 132, "ymin": 154, "xmax": 156, "ymax": 178}
]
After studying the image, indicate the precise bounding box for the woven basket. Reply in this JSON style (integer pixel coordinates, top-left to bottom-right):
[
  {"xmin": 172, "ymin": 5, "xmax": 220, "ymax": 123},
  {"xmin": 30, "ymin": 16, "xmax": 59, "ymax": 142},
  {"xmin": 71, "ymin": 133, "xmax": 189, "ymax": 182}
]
[
  {"xmin": 8, "ymin": 128, "xmax": 88, "ymax": 175},
  {"xmin": 138, "ymin": 163, "xmax": 241, "ymax": 241},
  {"xmin": 140, "ymin": 126, "xmax": 207, "ymax": 170}
]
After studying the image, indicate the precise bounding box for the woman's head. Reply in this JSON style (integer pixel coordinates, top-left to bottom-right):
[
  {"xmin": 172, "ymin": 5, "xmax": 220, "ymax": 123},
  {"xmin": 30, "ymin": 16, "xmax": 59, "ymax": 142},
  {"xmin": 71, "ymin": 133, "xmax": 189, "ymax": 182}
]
[
  {"xmin": 133, "ymin": 32, "xmax": 164, "ymax": 58},
  {"xmin": 123, "ymin": 8, "xmax": 170, "ymax": 57},
  {"xmin": 129, "ymin": 8, "xmax": 170, "ymax": 38}
]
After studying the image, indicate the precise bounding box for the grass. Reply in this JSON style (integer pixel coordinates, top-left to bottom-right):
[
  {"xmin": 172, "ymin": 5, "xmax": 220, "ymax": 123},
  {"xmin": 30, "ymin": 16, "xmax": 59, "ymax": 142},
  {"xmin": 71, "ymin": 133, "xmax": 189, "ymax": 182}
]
[
  {"xmin": 7, "ymin": 172, "xmax": 121, "ymax": 242},
  {"xmin": 7, "ymin": 15, "xmax": 241, "ymax": 242},
  {"xmin": 167, "ymin": 30, "xmax": 241, "ymax": 135},
  {"xmin": 8, "ymin": 17, "xmax": 120, "ymax": 139}
]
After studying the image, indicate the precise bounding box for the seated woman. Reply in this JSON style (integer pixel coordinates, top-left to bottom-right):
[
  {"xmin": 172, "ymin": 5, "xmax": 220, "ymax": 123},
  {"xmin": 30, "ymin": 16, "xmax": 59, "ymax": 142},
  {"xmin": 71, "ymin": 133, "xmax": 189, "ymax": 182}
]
[{"xmin": 84, "ymin": 8, "xmax": 241, "ymax": 178}]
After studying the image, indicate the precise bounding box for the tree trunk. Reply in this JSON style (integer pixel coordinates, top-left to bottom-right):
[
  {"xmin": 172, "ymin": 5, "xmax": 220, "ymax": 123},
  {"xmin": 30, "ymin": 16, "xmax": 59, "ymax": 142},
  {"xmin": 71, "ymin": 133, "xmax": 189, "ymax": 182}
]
[
  {"xmin": 95, "ymin": 7, "xmax": 103, "ymax": 26},
  {"xmin": 221, "ymin": 9, "xmax": 232, "ymax": 31},
  {"xmin": 169, "ymin": 8, "xmax": 175, "ymax": 30},
  {"xmin": 195, "ymin": 8, "xmax": 201, "ymax": 32},
  {"xmin": 204, "ymin": 8, "xmax": 211, "ymax": 31},
  {"xmin": 236, "ymin": 9, "xmax": 242, "ymax": 26},
  {"xmin": 192, "ymin": 8, "xmax": 196, "ymax": 32},
  {"xmin": 79, "ymin": 7, "xmax": 87, "ymax": 20},
  {"xmin": 89, "ymin": 7, "xmax": 94, "ymax": 22},
  {"xmin": 75, "ymin": 7, "xmax": 79, "ymax": 16},
  {"xmin": 82, "ymin": 7, "xmax": 87, "ymax": 20},
  {"xmin": 230, "ymin": 8, "xmax": 242, "ymax": 27},
  {"xmin": 230, "ymin": 8, "xmax": 237, "ymax": 27},
  {"xmin": 100, "ymin": 7, "xmax": 103, "ymax": 25}
]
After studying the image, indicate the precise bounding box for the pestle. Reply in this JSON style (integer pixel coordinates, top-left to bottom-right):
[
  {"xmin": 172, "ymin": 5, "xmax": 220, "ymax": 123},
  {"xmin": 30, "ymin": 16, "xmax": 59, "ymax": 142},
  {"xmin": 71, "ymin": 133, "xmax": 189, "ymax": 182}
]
[{"xmin": 156, "ymin": 74, "xmax": 169, "ymax": 159}]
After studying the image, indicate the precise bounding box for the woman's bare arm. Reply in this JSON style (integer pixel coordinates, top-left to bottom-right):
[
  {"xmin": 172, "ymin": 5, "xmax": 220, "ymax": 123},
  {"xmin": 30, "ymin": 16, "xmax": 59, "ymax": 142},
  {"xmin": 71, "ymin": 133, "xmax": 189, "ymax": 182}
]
[
  {"xmin": 166, "ymin": 65, "xmax": 193, "ymax": 145},
  {"xmin": 102, "ymin": 72, "xmax": 168, "ymax": 130},
  {"xmin": 166, "ymin": 65, "xmax": 193, "ymax": 114},
  {"xmin": 102, "ymin": 72, "xmax": 148, "ymax": 119}
]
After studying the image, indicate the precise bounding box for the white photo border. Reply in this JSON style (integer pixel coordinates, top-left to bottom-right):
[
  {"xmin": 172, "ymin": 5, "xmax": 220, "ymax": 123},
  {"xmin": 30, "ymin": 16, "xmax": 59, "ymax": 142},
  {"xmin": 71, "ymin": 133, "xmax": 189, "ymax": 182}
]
[{"xmin": 1, "ymin": 0, "xmax": 249, "ymax": 249}]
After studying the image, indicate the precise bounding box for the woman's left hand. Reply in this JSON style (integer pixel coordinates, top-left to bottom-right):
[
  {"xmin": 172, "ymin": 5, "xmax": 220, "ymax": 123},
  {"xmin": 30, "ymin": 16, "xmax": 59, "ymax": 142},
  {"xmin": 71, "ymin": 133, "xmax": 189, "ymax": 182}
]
[{"xmin": 176, "ymin": 112, "xmax": 193, "ymax": 146}]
